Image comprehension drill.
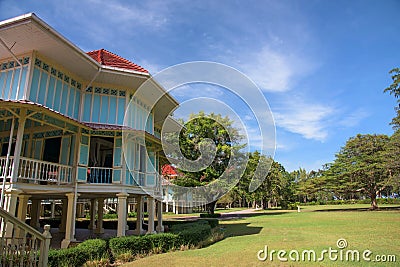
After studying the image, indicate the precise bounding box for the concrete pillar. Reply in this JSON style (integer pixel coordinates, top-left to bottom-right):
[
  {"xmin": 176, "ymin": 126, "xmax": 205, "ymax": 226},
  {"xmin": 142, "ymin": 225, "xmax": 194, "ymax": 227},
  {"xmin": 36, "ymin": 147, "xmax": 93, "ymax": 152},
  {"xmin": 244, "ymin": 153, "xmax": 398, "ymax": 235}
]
[
  {"xmin": 173, "ymin": 200, "xmax": 177, "ymax": 214},
  {"xmin": 30, "ymin": 199, "xmax": 41, "ymax": 228},
  {"xmin": 156, "ymin": 200, "xmax": 164, "ymax": 233},
  {"xmin": 16, "ymin": 194, "xmax": 31, "ymax": 237},
  {"xmin": 2, "ymin": 189, "xmax": 22, "ymax": 238},
  {"xmin": 50, "ymin": 200, "xmax": 56, "ymax": 218},
  {"xmin": 95, "ymin": 198, "xmax": 104, "ymax": 234},
  {"xmin": 88, "ymin": 199, "xmax": 97, "ymax": 230},
  {"xmin": 135, "ymin": 195, "xmax": 144, "ymax": 235},
  {"xmin": 61, "ymin": 192, "xmax": 78, "ymax": 248},
  {"xmin": 59, "ymin": 199, "xmax": 68, "ymax": 233},
  {"xmin": 147, "ymin": 197, "xmax": 155, "ymax": 234},
  {"xmin": 116, "ymin": 192, "xmax": 129, "ymax": 237}
]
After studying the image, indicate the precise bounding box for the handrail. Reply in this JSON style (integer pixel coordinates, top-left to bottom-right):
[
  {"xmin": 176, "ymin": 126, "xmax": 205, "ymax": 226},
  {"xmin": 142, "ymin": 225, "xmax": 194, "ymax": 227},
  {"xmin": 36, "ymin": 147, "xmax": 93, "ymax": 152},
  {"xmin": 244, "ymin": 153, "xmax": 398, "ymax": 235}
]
[
  {"xmin": 0, "ymin": 207, "xmax": 51, "ymax": 267},
  {"xmin": 0, "ymin": 156, "xmax": 73, "ymax": 185}
]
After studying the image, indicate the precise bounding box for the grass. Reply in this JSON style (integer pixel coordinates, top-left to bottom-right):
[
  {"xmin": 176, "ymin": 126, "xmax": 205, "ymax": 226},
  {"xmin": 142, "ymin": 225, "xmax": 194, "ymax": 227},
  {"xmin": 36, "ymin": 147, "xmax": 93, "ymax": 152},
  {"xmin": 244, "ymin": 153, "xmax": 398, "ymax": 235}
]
[{"xmin": 124, "ymin": 204, "xmax": 400, "ymax": 267}]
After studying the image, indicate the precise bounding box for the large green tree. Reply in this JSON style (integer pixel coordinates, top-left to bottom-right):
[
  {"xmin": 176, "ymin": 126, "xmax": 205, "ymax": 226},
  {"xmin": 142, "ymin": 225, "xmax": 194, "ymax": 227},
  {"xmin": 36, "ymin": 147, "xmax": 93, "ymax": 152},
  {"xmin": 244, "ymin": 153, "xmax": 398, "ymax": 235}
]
[
  {"xmin": 173, "ymin": 111, "xmax": 244, "ymax": 214},
  {"xmin": 327, "ymin": 134, "xmax": 391, "ymax": 209},
  {"xmin": 384, "ymin": 67, "xmax": 400, "ymax": 129}
]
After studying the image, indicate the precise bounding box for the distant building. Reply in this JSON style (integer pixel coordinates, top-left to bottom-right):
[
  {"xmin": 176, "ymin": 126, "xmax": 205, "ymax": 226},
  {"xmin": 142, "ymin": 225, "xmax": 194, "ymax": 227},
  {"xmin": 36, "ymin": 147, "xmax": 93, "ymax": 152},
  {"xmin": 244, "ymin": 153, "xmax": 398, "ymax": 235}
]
[{"xmin": 0, "ymin": 13, "xmax": 178, "ymax": 248}]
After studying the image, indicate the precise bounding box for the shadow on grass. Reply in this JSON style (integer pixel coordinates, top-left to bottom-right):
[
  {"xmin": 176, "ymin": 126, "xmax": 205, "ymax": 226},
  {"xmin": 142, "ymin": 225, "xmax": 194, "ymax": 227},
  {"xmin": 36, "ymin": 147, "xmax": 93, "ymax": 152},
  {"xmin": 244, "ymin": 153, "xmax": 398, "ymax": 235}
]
[
  {"xmin": 222, "ymin": 222, "xmax": 263, "ymax": 238},
  {"xmin": 220, "ymin": 211, "xmax": 290, "ymax": 219},
  {"xmin": 313, "ymin": 205, "xmax": 400, "ymax": 212}
]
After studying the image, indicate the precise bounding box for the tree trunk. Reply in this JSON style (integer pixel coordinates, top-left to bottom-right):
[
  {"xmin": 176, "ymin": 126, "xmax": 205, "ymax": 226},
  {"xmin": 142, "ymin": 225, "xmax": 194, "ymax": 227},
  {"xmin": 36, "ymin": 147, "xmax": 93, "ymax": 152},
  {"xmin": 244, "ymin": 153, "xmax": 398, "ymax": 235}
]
[
  {"xmin": 370, "ymin": 193, "xmax": 378, "ymax": 210},
  {"xmin": 207, "ymin": 200, "xmax": 217, "ymax": 214}
]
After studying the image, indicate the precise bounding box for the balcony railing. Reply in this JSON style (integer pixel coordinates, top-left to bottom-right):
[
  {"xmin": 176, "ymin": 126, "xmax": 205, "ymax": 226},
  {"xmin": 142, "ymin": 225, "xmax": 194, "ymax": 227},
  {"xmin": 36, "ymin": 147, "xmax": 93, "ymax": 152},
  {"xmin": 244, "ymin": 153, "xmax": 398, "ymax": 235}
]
[
  {"xmin": 0, "ymin": 156, "xmax": 72, "ymax": 185},
  {"xmin": 0, "ymin": 157, "xmax": 13, "ymax": 181},
  {"xmin": 87, "ymin": 167, "xmax": 113, "ymax": 184}
]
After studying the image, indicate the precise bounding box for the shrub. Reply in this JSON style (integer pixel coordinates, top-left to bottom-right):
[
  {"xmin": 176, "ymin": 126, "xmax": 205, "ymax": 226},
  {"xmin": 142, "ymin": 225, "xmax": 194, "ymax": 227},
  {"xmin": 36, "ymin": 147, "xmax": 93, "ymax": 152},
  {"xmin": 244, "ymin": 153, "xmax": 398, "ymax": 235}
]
[
  {"xmin": 109, "ymin": 233, "xmax": 180, "ymax": 257},
  {"xmin": 171, "ymin": 221, "xmax": 212, "ymax": 246},
  {"xmin": 48, "ymin": 247, "xmax": 88, "ymax": 267},
  {"xmin": 199, "ymin": 218, "xmax": 219, "ymax": 228},
  {"xmin": 48, "ymin": 239, "xmax": 107, "ymax": 267},
  {"xmin": 77, "ymin": 239, "xmax": 108, "ymax": 260}
]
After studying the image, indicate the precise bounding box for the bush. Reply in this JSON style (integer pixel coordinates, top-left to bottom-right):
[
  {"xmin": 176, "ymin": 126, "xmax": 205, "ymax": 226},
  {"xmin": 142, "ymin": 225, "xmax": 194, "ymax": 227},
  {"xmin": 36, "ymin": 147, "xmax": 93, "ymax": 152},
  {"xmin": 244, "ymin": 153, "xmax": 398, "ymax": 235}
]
[
  {"xmin": 77, "ymin": 239, "xmax": 108, "ymax": 260},
  {"xmin": 109, "ymin": 233, "xmax": 180, "ymax": 257},
  {"xmin": 171, "ymin": 220, "xmax": 212, "ymax": 246},
  {"xmin": 199, "ymin": 218, "xmax": 219, "ymax": 228},
  {"xmin": 48, "ymin": 239, "xmax": 107, "ymax": 267}
]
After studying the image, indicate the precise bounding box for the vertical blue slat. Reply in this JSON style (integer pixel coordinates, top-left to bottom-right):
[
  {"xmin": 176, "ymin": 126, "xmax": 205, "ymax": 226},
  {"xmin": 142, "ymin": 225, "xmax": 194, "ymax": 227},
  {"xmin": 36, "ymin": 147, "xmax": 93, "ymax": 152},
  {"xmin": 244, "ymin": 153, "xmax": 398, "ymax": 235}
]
[
  {"xmin": 34, "ymin": 140, "xmax": 42, "ymax": 160},
  {"xmin": 114, "ymin": 147, "xmax": 121, "ymax": 167},
  {"xmin": 92, "ymin": 94, "xmax": 100, "ymax": 122},
  {"xmin": 29, "ymin": 68, "xmax": 40, "ymax": 101},
  {"xmin": 17, "ymin": 66, "xmax": 28, "ymax": 99},
  {"xmin": 46, "ymin": 76, "xmax": 55, "ymax": 108},
  {"xmin": 10, "ymin": 68, "xmax": 20, "ymax": 99},
  {"xmin": 83, "ymin": 93, "xmax": 92, "ymax": 121},
  {"xmin": 69, "ymin": 135, "xmax": 75, "ymax": 165},
  {"xmin": 37, "ymin": 71, "xmax": 48, "ymax": 105},
  {"xmin": 4, "ymin": 69, "xmax": 13, "ymax": 99},
  {"xmin": 67, "ymin": 87, "xmax": 75, "ymax": 117},
  {"xmin": 109, "ymin": 96, "xmax": 116, "ymax": 124},
  {"xmin": 74, "ymin": 90, "xmax": 81, "ymax": 119},
  {"xmin": 60, "ymin": 84, "xmax": 68, "ymax": 114},
  {"xmin": 100, "ymin": 95, "xmax": 109, "ymax": 123},
  {"xmin": 117, "ymin": 98, "xmax": 125, "ymax": 125},
  {"xmin": 60, "ymin": 137, "xmax": 70, "ymax": 165},
  {"xmin": 54, "ymin": 80, "xmax": 62, "ymax": 111},
  {"xmin": 0, "ymin": 72, "xmax": 5, "ymax": 98},
  {"xmin": 79, "ymin": 144, "xmax": 89, "ymax": 165}
]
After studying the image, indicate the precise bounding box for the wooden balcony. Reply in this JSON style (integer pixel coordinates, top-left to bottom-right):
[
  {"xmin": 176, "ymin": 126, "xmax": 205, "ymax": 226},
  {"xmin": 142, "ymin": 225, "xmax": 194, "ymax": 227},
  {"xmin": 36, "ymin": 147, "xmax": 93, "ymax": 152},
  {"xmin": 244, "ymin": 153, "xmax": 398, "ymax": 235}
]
[{"xmin": 0, "ymin": 157, "xmax": 73, "ymax": 185}]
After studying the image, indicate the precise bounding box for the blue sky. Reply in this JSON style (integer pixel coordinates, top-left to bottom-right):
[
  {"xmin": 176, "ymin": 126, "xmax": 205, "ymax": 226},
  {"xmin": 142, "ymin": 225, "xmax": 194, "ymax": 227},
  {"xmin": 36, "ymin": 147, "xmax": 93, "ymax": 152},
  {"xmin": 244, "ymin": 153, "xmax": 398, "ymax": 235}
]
[{"xmin": 1, "ymin": 0, "xmax": 399, "ymax": 172}]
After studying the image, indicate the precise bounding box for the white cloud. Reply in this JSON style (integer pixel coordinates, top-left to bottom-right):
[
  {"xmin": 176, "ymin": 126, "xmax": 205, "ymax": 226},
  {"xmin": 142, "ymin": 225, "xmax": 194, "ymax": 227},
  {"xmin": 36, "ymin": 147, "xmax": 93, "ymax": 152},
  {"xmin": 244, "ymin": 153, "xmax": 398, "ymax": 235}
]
[
  {"xmin": 86, "ymin": 0, "xmax": 169, "ymax": 28},
  {"xmin": 338, "ymin": 108, "xmax": 369, "ymax": 127},
  {"xmin": 273, "ymin": 98, "xmax": 334, "ymax": 141},
  {"xmin": 242, "ymin": 46, "xmax": 293, "ymax": 92}
]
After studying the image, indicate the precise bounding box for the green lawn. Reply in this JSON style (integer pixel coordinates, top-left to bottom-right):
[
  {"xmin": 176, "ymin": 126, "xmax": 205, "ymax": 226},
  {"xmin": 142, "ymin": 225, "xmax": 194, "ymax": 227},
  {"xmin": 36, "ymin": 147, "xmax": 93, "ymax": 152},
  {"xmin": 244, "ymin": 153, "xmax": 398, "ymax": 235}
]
[{"xmin": 125, "ymin": 205, "xmax": 400, "ymax": 267}]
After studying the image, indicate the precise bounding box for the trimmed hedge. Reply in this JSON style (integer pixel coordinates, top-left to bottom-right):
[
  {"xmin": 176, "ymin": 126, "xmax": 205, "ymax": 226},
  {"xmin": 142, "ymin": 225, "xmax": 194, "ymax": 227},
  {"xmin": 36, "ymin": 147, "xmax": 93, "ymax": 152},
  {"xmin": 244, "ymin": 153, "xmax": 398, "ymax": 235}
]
[
  {"xmin": 109, "ymin": 233, "xmax": 179, "ymax": 256},
  {"xmin": 48, "ymin": 219, "xmax": 218, "ymax": 266},
  {"xmin": 109, "ymin": 220, "xmax": 212, "ymax": 258},
  {"xmin": 48, "ymin": 239, "xmax": 107, "ymax": 267}
]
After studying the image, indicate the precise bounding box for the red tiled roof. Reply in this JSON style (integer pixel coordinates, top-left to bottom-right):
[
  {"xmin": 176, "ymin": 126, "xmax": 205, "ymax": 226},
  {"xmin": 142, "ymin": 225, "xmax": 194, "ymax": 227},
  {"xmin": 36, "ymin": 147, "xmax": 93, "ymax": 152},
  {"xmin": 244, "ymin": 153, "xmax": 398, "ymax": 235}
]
[
  {"xmin": 86, "ymin": 49, "xmax": 149, "ymax": 73},
  {"xmin": 162, "ymin": 164, "xmax": 178, "ymax": 177}
]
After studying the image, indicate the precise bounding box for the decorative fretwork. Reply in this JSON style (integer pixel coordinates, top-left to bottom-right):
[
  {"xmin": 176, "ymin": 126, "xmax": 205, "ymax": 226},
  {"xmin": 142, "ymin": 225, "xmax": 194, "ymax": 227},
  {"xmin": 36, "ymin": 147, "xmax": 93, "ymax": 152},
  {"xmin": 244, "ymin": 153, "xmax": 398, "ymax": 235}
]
[
  {"xmin": 42, "ymin": 63, "xmax": 49, "ymax": 72},
  {"xmin": 34, "ymin": 58, "xmax": 42, "ymax": 67},
  {"xmin": 50, "ymin": 67, "xmax": 57, "ymax": 76},
  {"xmin": 57, "ymin": 71, "xmax": 63, "ymax": 80}
]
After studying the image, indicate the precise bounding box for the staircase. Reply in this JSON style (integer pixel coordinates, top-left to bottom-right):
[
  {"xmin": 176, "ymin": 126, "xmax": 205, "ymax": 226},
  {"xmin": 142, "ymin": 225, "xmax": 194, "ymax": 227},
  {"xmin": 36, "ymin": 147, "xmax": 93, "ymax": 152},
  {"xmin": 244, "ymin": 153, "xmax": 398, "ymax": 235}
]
[{"xmin": 0, "ymin": 207, "xmax": 51, "ymax": 267}]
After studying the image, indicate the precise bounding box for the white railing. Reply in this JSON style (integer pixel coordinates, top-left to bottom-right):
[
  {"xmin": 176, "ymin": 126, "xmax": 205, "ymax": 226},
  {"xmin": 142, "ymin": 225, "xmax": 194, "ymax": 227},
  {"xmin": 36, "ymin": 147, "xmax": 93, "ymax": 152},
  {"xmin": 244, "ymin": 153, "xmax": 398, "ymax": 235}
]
[
  {"xmin": 87, "ymin": 167, "xmax": 113, "ymax": 184},
  {"xmin": 0, "ymin": 156, "xmax": 72, "ymax": 185},
  {"xmin": 0, "ymin": 156, "xmax": 14, "ymax": 181},
  {"xmin": 0, "ymin": 207, "xmax": 51, "ymax": 267}
]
